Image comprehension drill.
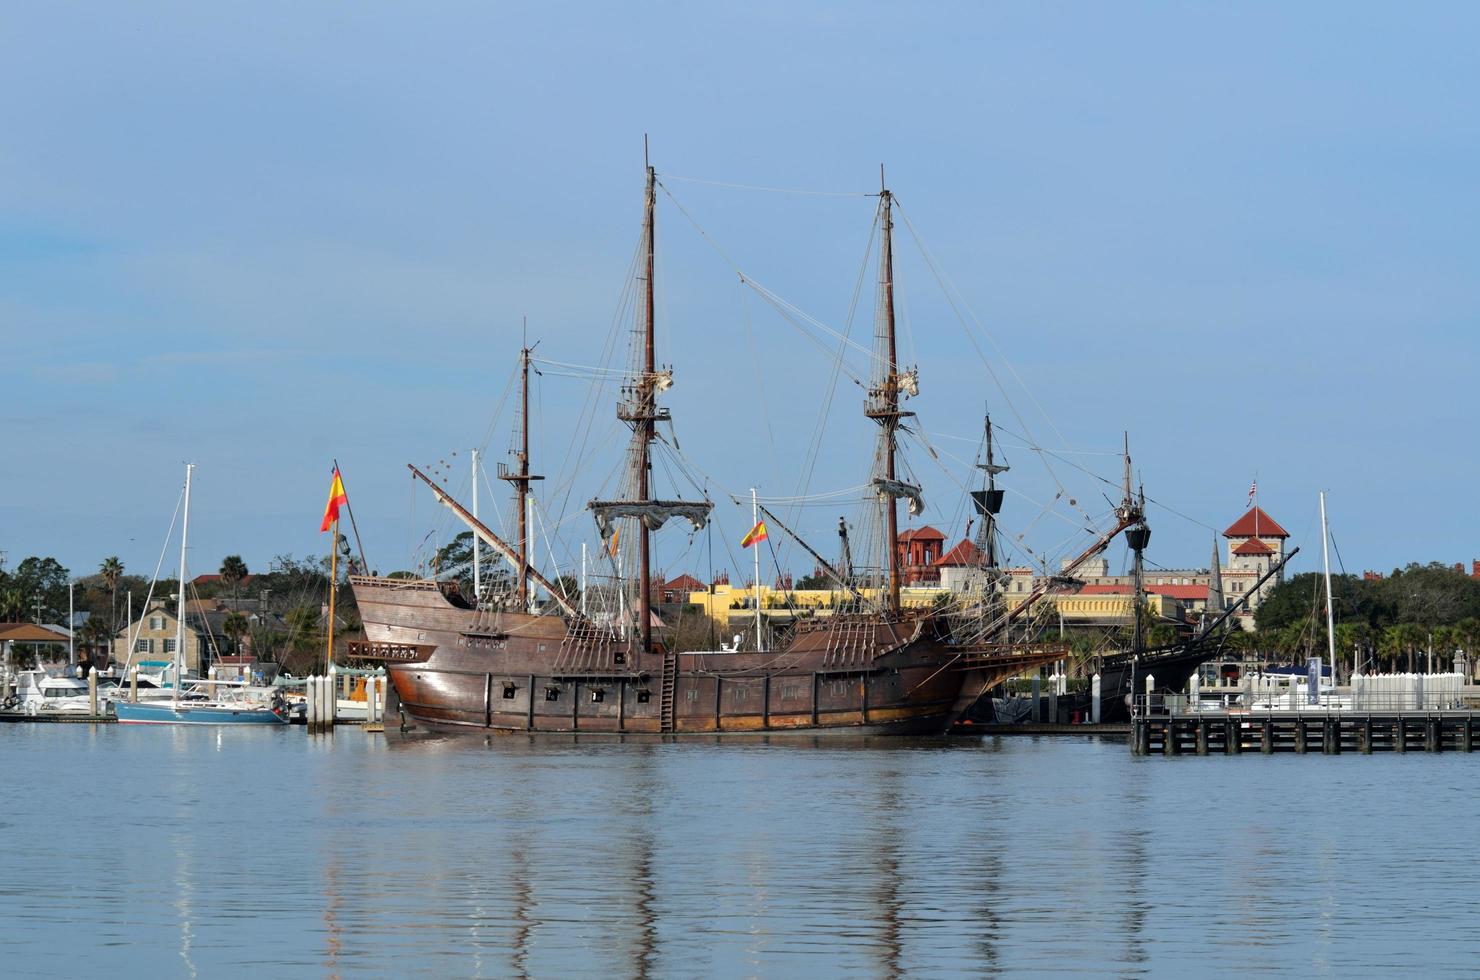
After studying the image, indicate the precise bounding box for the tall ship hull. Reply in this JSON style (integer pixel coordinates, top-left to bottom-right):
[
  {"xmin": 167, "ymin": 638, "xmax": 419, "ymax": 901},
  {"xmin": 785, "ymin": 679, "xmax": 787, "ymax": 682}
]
[{"xmin": 351, "ymin": 576, "xmax": 1049, "ymax": 735}]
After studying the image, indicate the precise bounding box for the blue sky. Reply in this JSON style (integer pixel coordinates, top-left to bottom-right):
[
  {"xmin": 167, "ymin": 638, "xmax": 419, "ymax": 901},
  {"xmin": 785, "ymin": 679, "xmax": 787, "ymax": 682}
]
[{"xmin": 2, "ymin": 2, "xmax": 1477, "ymax": 586}]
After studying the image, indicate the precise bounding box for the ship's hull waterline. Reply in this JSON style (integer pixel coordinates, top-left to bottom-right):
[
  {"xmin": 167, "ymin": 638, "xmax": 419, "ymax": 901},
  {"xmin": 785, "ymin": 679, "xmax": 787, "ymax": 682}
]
[{"xmin": 351, "ymin": 576, "xmax": 1043, "ymax": 736}]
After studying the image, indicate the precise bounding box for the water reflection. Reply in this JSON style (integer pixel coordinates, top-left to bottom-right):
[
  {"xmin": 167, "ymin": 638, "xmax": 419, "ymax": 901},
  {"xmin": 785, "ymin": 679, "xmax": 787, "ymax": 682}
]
[{"xmin": 4, "ymin": 729, "xmax": 1478, "ymax": 977}]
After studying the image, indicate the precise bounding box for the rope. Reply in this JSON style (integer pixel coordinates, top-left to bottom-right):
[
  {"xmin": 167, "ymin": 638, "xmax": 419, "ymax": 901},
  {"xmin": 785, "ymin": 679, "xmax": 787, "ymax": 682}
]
[{"xmin": 659, "ymin": 172, "xmax": 873, "ymax": 198}]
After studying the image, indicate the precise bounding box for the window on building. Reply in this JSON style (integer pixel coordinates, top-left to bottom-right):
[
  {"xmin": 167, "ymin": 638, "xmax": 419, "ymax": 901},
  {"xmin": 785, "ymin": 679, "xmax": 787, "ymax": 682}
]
[
  {"xmin": 163, "ymin": 639, "xmax": 176, "ymax": 654},
  {"xmin": 134, "ymin": 639, "xmax": 153, "ymax": 654},
  {"xmin": 149, "ymin": 616, "xmax": 164, "ymax": 631}
]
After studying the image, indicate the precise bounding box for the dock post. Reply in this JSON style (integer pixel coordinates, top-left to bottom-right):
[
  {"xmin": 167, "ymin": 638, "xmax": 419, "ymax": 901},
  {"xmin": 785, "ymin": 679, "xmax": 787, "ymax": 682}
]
[
  {"xmin": 1091, "ymin": 673, "xmax": 1101, "ymax": 725},
  {"xmin": 1226, "ymin": 719, "xmax": 1240, "ymax": 755},
  {"xmin": 88, "ymin": 671, "xmax": 98, "ymax": 718},
  {"xmin": 130, "ymin": 664, "xmax": 139, "ymax": 703},
  {"xmin": 1464, "ymin": 717, "xmax": 1473, "ymax": 753},
  {"xmin": 1163, "ymin": 720, "xmax": 1178, "ymax": 756},
  {"xmin": 1133, "ymin": 718, "xmax": 1148, "ymax": 755},
  {"xmin": 1294, "ymin": 718, "xmax": 1307, "ymax": 754},
  {"xmin": 1427, "ymin": 716, "xmax": 1441, "ymax": 753},
  {"xmin": 1395, "ymin": 718, "xmax": 1406, "ymax": 753},
  {"xmin": 1326, "ymin": 717, "xmax": 1341, "ymax": 755},
  {"xmin": 327, "ymin": 664, "xmax": 338, "ymax": 726},
  {"xmin": 1360, "ymin": 716, "xmax": 1372, "ymax": 754},
  {"xmin": 1195, "ymin": 719, "xmax": 1208, "ymax": 756},
  {"xmin": 1261, "ymin": 718, "xmax": 1274, "ymax": 754}
]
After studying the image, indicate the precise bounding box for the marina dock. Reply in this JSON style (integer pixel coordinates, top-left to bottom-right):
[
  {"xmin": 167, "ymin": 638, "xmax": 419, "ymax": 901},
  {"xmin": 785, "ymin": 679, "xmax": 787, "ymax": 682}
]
[{"xmin": 1133, "ymin": 708, "xmax": 1480, "ymax": 755}]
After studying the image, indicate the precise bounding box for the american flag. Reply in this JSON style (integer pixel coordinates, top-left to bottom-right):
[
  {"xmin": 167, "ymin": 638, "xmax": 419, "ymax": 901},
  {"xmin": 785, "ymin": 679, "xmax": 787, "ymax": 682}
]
[{"xmin": 1247, "ymin": 480, "xmax": 1257, "ymax": 506}]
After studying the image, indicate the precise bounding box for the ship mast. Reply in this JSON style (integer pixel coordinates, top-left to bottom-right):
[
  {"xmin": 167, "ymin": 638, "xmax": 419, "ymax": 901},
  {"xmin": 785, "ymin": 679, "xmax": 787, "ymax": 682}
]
[
  {"xmin": 972, "ymin": 413, "xmax": 1007, "ymax": 576},
  {"xmin": 588, "ymin": 150, "xmax": 712, "ymax": 650},
  {"xmin": 499, "ymin": 338, "xmax": 542, "ymax": 611},
  {"xmin": 866, "ymin": 174, "xmax": 915, "ymax": 616},
  {"xmin": 638, "ymin": 161, "xmax": 657, "ymax": 652}
]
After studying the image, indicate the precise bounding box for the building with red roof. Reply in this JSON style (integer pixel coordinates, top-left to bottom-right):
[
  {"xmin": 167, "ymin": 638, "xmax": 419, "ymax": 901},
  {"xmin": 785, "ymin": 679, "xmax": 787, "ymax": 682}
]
[
  {"xmin": 896, "ymin": 526, "xmax": 946, "ymax": 585},
  {"xmin": 1221, "ymin": 507, "xmax": 1289, "ymax": 540},
  {"xmin": 933, "ymin": 539, "xmax": 986, "ymax": 591}
]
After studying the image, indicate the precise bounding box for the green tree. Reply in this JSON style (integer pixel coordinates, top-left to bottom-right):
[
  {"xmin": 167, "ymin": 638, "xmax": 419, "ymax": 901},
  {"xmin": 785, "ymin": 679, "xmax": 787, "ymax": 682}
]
[
  {"xmin": 219, "ymin": 555, "xmax": 249, "ymax": 610},
  {"xmin": 6, "ymin": 557, "xmax": 71, "ymax": 623},
  {"xmin": 0, "ymin": 586, "xmax": 25, "ymax": 621},
  {"xmin": 223, "ymin": 612, "xmax": 249, "ymax": 655},
  {"xmin": 99, "ymin": 556, "xmax": 124, "ymax": 632},
  {"xmin": 1334, "ymin": 622, "xmax": 1372, "ymax": 675},
  {"xmin": 78, "ymin": 615, "xmax": 115, "ymax": 665}
]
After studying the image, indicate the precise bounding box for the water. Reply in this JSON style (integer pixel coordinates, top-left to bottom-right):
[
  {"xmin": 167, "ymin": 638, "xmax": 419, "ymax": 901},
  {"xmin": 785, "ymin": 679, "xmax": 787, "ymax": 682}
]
[{"xmin": 2, "ymin": 725, "xmax": 1474, "ymax": 978}]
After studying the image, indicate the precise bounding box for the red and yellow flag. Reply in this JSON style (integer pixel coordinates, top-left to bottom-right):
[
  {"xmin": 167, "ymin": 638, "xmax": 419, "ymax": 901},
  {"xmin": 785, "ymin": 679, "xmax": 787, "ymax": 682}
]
[
  {"xmin": 607, "ymin": 526, "xmax": 621, "ymax": 558},
  {"xmin": 740, "ymin": 521, "xmax": 768, "ymax": 549},
  {"xmin": 320, "ymin": 467, "xmax": 348, "ymax": 532}
]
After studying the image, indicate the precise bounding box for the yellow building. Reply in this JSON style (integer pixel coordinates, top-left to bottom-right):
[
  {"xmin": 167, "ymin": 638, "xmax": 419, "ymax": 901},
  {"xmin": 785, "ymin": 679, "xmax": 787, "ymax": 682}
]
[{"xmin": 681, "ymin": 583, "xmax": 1177, "ymax": 631}]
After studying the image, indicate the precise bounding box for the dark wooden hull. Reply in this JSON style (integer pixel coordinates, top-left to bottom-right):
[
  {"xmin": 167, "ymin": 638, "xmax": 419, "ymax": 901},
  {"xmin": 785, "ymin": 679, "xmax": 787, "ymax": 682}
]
[{"xmin": 348, "ymin": 576, "xmax": 1040, "ymax": 737}]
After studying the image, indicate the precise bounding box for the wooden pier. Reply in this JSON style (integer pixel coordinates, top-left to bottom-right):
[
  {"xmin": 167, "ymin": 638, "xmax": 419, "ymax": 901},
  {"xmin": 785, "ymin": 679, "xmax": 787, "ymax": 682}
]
[
  {"xmin": 1132, "ymin": 711, "xmax": 1480, "ymax": 756},
  {"xmin": 0, "ymin": 711, "xmax": 115, "ymax": 724}
]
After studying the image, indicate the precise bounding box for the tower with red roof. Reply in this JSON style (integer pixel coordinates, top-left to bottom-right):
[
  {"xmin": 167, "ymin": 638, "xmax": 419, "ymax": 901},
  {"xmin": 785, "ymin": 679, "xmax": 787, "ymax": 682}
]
[{"xmin": 1222, "ymin": 505, "xmax": 1290, "ymax": 598}]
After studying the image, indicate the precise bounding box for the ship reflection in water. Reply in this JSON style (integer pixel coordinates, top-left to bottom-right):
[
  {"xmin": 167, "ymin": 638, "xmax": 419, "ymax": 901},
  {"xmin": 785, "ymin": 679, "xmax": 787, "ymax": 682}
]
[{"xmin": 1, "ymin": 726, "xmax": 1475, "ymax": 976}]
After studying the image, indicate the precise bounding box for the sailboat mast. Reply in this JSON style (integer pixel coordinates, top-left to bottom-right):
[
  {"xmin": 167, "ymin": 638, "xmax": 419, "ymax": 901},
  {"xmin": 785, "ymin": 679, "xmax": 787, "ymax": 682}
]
[
  {"xmin": 880, "ymin": 186, "xmax": 901, "ymax": 614},
  {"xmin": 638, "ymin": 162, "xmax": 657, "ymax": 652},
  {"xmin": 1320, "ymin": 491, "xmax": 1337, "ymax": 689},
  {"xmin": 175, "ymin": 463, "xmax": 193, "ymax": 697}
]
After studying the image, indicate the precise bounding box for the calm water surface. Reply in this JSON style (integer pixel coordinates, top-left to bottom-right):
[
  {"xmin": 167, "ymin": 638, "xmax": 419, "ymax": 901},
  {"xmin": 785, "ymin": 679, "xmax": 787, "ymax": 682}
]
[{"xmin": 1, "ymin": 724, "xmax": 1474, "ymax": 978}]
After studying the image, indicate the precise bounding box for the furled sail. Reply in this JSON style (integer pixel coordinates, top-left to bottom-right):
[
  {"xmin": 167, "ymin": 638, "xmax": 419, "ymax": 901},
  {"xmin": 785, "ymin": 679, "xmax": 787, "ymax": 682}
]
[
  {"xmin": 588, "ymin": 500, "xmax": 713, "ymax": 541},
  {"xmin": 872, "ymin": 478, "xmax": 924, "ymax": 517}
]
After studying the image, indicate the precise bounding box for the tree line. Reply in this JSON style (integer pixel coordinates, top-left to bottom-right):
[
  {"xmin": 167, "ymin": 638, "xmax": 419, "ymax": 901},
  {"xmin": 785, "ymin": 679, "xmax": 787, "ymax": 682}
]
[
  {"xmin": 1251, "ymin": 562, "xmax": 1480, "ymax": 672},
  {"xmin": 0, "ymin": 548, "xmax": 363, "ymax": 675}
]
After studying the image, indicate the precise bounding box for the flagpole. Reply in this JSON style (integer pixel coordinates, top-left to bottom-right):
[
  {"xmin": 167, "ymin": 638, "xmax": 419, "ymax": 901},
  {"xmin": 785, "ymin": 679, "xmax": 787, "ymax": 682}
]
[
  {"xmin": 751, "ymin": 487, "xmax": 763, "ymax": 652},
  {"xmin": 327, "ymin": 515, "xmax": 338, "ymax": 675}
]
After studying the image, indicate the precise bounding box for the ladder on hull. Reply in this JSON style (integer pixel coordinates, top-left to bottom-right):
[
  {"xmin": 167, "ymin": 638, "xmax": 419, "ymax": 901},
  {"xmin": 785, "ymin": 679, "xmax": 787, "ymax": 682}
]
[{"xmin": 659, "ymin": 651, "xmax": 677, "ymax": 733}]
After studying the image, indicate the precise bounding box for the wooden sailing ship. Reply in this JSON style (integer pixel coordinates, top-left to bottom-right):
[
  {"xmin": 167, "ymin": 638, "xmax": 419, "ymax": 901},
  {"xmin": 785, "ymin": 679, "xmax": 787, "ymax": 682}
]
[{"xmin": 349, "ymin": 161, "xmax": 1140, "ymax": 735}]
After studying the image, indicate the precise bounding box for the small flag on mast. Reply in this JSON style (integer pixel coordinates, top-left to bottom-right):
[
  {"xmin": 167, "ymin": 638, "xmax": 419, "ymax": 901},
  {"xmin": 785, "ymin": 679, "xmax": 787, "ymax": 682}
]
[
  {"xmin": 1247, "ymin": 480, "xmax": 1257, "ymax": 507},
  {"xmin": 740, "ymin": 521, "xmax": 769, "ymax": 549},
  {"xmin": 608, "ymin": 526, "xmax": 621, "ymax": 558},
  {"xmin": 320, "ymin": 467, "xmax": 348, "ymax": 531}
]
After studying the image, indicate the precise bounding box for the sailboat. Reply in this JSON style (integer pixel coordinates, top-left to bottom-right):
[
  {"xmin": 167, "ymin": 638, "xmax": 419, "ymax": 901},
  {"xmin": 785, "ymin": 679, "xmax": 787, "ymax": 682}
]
[
  {"xmin": 113, "ymin": 465, "xmax": 290, "ymax": 726},
  {"xmin": 349, "ymin": 160, "xmax": 1141, "ymax": 735}
]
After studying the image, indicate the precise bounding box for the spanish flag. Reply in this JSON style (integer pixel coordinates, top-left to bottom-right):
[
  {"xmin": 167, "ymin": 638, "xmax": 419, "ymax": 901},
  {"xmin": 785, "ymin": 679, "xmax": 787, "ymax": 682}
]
[
  {"xmin": 608, "ymin": 526, "xmax": 621, "ymax": 558},
  {"xmin": 320, "ymin": 467, "xmax": 348, "ymax": 532},
  {"xmin": 740, "ymin": 521, "xmax": 768, "ymax": 548}
]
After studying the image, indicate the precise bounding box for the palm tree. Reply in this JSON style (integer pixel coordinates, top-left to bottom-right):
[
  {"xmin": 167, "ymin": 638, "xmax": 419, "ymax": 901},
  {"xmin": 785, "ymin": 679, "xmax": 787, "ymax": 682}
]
[
  {"xmin": 78, "ymin": 615, "xmax": 115, "ymax": 666},
  {"xmin": 100, "ymin": 556, "xmax": 124, "ymax": 632},
  {"xmin": 0, "ymin": 587, "xmax": 25, "ymax": 622},
  {"xmin": 222, "ymin": 611, "xmax": 249, "ymax": 656},
  {"xmin": 1456, "ymin": 618, "xmax": 1480, "ymax": 679},
  {"xmin": 219, "ymin": 555, "xmax": 249, "ymax": 611},
  {"xmin": 1334, "ymin": 622, "xmax": 1372, "ymax": 677}
]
